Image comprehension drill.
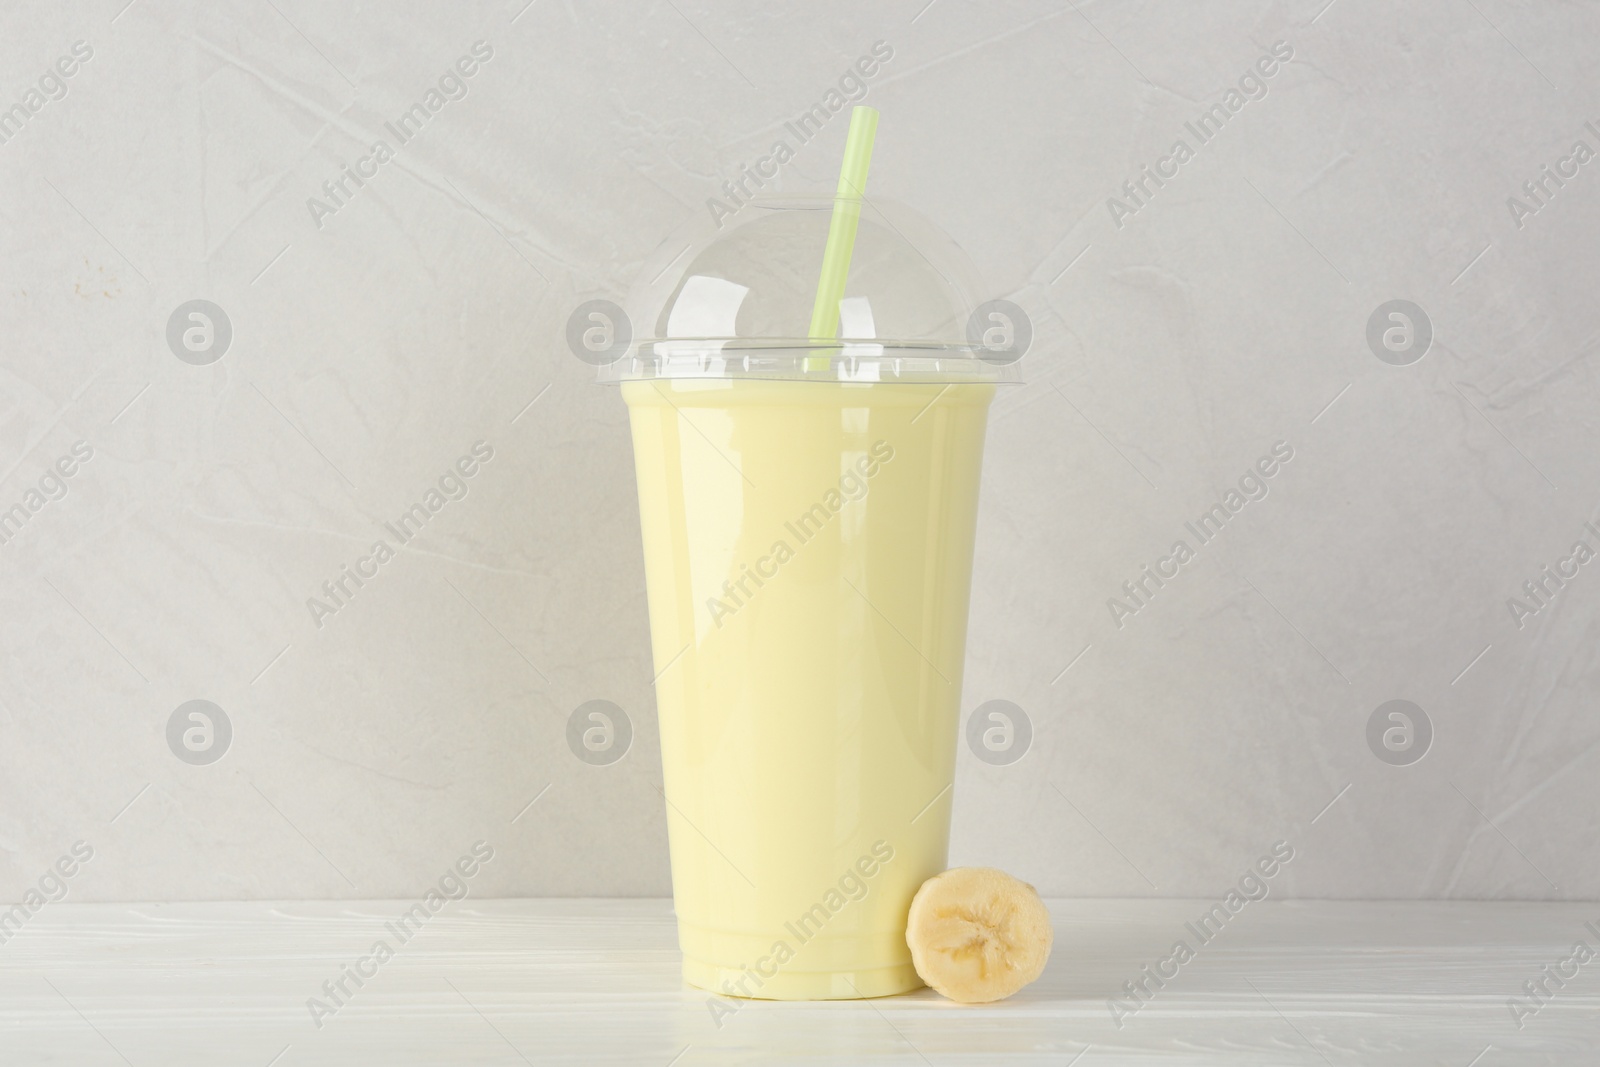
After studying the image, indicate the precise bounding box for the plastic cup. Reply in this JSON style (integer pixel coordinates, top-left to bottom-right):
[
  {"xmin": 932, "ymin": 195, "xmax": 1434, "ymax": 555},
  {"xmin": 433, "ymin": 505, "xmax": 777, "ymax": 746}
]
[{"xmin": 607, "ymin": 197, "xmax": 1019, "ymax": 999}]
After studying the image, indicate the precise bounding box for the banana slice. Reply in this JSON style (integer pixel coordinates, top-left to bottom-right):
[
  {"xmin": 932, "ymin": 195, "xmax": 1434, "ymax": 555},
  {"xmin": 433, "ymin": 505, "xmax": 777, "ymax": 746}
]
[{"xmin": 904, "ymin": 867, "xmax": 1053, "ymax": 1003}]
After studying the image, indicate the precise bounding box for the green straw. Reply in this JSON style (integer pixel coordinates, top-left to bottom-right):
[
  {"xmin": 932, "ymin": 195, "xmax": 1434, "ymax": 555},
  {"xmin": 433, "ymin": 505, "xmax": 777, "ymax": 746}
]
[{"xmin": 805, "ymin": 105, "xmax": 879, "ymax": 372}]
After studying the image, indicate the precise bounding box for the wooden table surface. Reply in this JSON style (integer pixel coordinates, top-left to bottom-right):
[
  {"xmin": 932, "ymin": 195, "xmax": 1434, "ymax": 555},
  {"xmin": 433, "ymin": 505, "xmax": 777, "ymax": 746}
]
[{"xmin": 1, "ymin": 899, "xmax": 1595, "ymax": 1065}]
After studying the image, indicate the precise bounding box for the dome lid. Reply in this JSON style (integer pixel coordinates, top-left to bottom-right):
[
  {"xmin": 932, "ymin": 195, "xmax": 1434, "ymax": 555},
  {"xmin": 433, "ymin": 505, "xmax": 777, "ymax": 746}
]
[{"xmin": 599, "ymin": 196, "xmax": 1027, "ymax": 383}]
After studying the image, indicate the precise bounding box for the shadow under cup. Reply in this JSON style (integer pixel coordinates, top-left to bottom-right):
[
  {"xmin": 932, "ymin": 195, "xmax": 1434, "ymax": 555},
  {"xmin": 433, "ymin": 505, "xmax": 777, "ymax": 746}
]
[{"xmin": 624, "ymin": 376, "xmax": 994, "ymax": 1000}]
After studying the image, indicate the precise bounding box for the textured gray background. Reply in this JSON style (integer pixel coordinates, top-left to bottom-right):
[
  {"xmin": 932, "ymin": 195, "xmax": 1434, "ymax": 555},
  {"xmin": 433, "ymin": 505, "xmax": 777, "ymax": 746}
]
[{"xmin": 2, "ymin": 0, "xmax": 1596, "ymax": 903}]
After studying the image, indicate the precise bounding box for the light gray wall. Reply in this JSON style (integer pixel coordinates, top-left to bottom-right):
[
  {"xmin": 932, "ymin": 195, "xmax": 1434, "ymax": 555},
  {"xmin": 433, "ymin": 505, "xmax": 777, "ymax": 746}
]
[{"xmin": 2, "ymin": 0, "xmax": 1595, "ymax": 903}]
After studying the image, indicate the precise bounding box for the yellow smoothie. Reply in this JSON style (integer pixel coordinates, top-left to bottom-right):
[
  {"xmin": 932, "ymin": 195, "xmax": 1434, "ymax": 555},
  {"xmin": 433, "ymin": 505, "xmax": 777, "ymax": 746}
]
[{"xmin": 624, "ymin": 376, "xmax": 994, "ymax": 1000}]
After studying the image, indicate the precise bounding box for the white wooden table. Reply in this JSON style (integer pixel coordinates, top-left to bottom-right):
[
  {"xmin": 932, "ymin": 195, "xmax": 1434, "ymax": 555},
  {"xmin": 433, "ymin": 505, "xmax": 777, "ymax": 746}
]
[{"xmin": 1, "ymin": 899, "xmax": 1593, "ymax": 1064}]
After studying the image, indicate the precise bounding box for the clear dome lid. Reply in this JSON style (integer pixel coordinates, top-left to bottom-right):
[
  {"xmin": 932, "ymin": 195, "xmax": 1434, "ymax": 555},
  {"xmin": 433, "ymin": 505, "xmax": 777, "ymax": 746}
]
[{"xmin": 598, "ymin": 196, "xmax": 1027, "ymax": 383}]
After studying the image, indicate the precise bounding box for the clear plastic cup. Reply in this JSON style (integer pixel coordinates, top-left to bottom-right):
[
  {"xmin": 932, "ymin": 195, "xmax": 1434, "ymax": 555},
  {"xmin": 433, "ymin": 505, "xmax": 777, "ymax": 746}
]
[{"xmin": 605, "ymin": 197, "xmax": 1021, "ymax": 999}]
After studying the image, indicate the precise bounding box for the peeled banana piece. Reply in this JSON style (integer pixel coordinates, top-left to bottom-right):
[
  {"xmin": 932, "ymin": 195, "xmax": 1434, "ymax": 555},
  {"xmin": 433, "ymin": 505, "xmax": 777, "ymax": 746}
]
[{"xmin": 905, "ymin": 867, "xmax": 1053, "ymax": 1003}]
